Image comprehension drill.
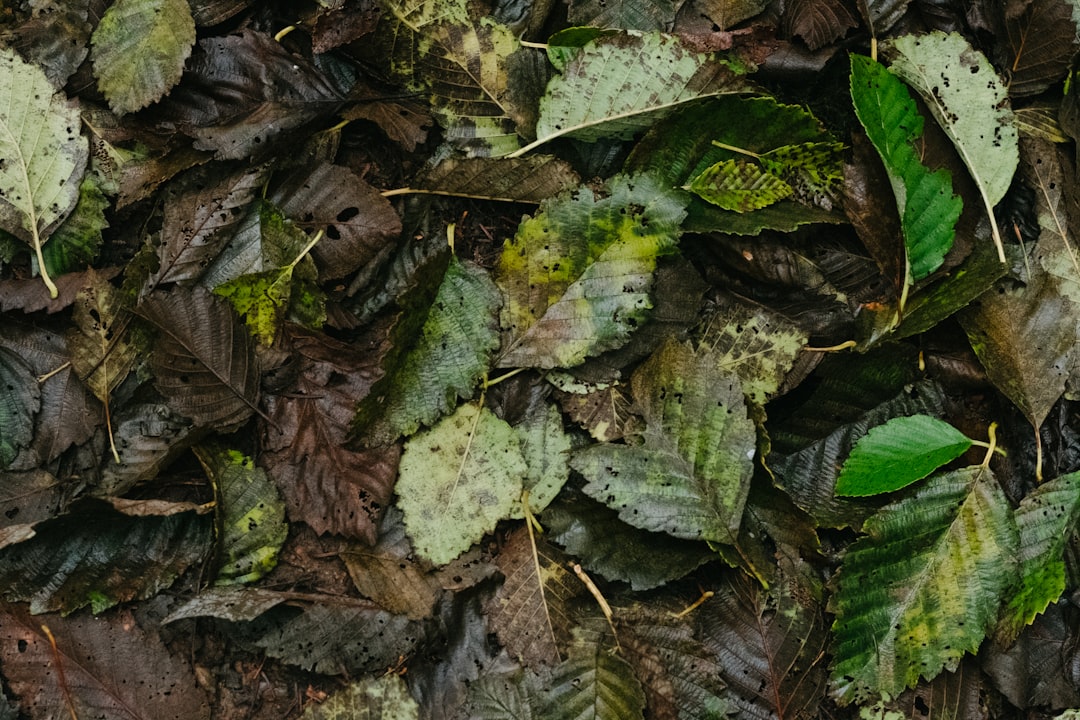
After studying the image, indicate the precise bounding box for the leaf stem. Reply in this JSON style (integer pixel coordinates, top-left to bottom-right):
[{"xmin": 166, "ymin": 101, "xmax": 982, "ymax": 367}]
[
  {"xmin": 803, "ymin": 340, "xmax": 856, "ymax": 352},
  {"xmin": 485, "ymin": 367, "xmax": 527, "ymax": 388},
  {"xmin": 978, "ymin": 422, "xmax": 1000, "ymax": 468},
  {"xmin": 519, "ymin": 40, "xmax": 548, "ymax": 49},
  {"xmin": 33, "ymin": 226, "xmax": 58, "ymax": 299},
  {"xmin": 710, "ymin": 140, "xmax": 760, "ymax": 159}
]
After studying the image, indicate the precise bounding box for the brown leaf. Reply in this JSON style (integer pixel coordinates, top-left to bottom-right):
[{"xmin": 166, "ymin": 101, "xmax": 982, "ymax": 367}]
[
  {"xmin": 0, "ymin": 267, "xmax": 120, "ymax": 315},
  {"xmin": 148, "ymin": 162, "xmax": 270, "ymax": 289},
  {"xmin": 67, "ymin": 268, "xmax": 140, "ymax": 402},
  {"xmin": 138, "ymin": 286, "xmax": 261, "ymax": 430},
  {"xmin": 0, "ymin": 605, "xmax": 211, "ymax": 719},
  {"xmin": 261, "ymin": 325, "xmax": 397, "ymax": 543},
  {"xmin": 0, "ymin": 470, "xmax": 64, "ymax": 536},
  {"xmin": 269, "ymin": 162, "xmax": 402, "ymax": 280},
  {"xmin": 999, "ymin": 0, "xmax": 1078, "ymax": 98},
  {"xmin": 341, "ymin": 99, "xmax": 432, "ymax": 152},
  {"xmin": 487, "ymin": 526, "xmax": 582, "ymax": 669},
  {"xmin": 844, "ymin": 132, "xmax": 904, "ymax": 301},
  {"xmin": 783, "ymin": 0, "xmax": 858, "ymax": 50},
  {"xmin": 555, "ymin": 382, "xmax": 642, "ymax": 442},
  {"xmin": 311, "ymin": 0, "xmax": 381, "ymax": 52}
]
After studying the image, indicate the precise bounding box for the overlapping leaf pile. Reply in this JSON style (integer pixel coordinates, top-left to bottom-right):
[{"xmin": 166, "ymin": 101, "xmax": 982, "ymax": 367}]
[{"xmin": 4, "ymin": 0, "xmax": 1080, "ymax": 718}]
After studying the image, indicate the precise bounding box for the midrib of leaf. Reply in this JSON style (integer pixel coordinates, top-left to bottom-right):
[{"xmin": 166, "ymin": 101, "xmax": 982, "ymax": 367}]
[
  {"xmin": 895, "ymin": 61, "xmax": 1007, "ymax": 263},
  {"xmin": 508, "ymin": 96, "xmax": 719, "ymax": 159},
  {"xmin": 524, "ymin": 499, "xmax": 562, "ymax": 663},
  {"xmin": 445, "ymin": 398, "xmax": 485, "ymax": 513},
  {"xmin": 0, "ymin": 119, "xmax": 58, "ymax": 298},
  {"xmin": 1031, "ymin": 152, "xmax": 1080, "ymax": 282}
]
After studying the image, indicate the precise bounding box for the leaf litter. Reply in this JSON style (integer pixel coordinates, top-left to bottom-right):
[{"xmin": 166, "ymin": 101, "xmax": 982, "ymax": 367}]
[{"xmin": 4, "ymin": 1, "xmax": 1080, "ymax": 718}]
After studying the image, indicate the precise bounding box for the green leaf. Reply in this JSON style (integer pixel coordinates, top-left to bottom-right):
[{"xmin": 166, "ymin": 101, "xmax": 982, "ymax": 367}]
[
  {"xmin": 496, "ymin": 174, "xmax": 686, "ymax": 369},
  {"xmin": 571, "ymin": 339, "xmax": 756, "ymax": 543},
  {"xmin": 194, "ymin": 445, "xmax": 288, "ymax": 586},
  {"xmin": 830, "ymin": 466, "xmax": 1019, "ymax": 704},
  {"xmin": 0, "ymin": 46, "xmax": 88, "ymax": 298},
  {"xmin": 536, "ymin": 632, "xmax": 647, "ymax": 720},
  {"xmin": 511, "ymin": 402, "xmax": 571, "ymax": 518},
  {"xmin": 354, "ymin": 256, "xmax": 502, "ymax": 445},
  {"xmin": 0, "ymin": 347, "xmax": 39, "ymax": 469},
  {"xmin": 687, "ymin": 158, "xmax": 793, "ymax": 212},
  {"xmin": 301, "ymin": 673, "xmax": 419, "ymax": 720},
  {"xmin": 849, "ymin": 53, "xmax": 961, "ymax": 281},
  {"xmin": 759, "ymin": 141, "xmax": 846, "ymax": 206},
  {"xmin": 513, "ymin": 32, "xmax": 751, "ymax": 156},
  {"xmin": 996, "ymin": 470, "xmax": 1080, "ymax": 644},
  {"xmin": 90, "ymin": 0, "xmax": 196, "ymax": 114},
  {"xmin": 886, "ymin": 32, "xmax": 1019, "ymax": 262},
  {"xmin": 397, "ymin": 403, "xmax": 527, "ymax": 565},
  {"xmin": 835, "ymin": 415, "xmax": 976, "ymax": 497},
  {"xmin": 39, "ymin": 175, "xmax": 109, "ymax": 277}
]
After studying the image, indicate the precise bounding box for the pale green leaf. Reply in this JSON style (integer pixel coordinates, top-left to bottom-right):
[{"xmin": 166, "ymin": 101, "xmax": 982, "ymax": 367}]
[
  {"xmin": 571, "ymin": 339, "xmax": 756, "ymax": 543},
  {"xmin": 0, "ymin": 347, "xmax": 39, "ymax": 468},
  {"xmin": 835, "ymin": 415, "xmax": 975, "ymax": 497},
  {"xmin": 514, "ymin": 31, "xmax": 752, "ymax": 155},
  {"xmin": 0, "ymin": 46, "xmax": 88, "ymax": 297},
  {"xmin": 536, "ymin": 632, "xmax": 646, "ymax": 720},
  {"xmin": 996, "ymin": 470, "xmax": 1080, "ymax": 644},
  {"xmin": 511, "ymin": 402, "xmax": 571, "ymax": 518},
  {"xmin": 354, "ymin": 256, "xmax": 502, "ymax": 445},
  {"xmin": 90, "ymin": 0, "xmax": 196, "ymax": 114},
  {"xmin": 496, "ymin": 173, "xmax": 686, "ymax": 369},
  {"xmin": 830, "ymin": 466, "xmax": 1019, "ymax": 704},
  {"xmin": 397, "ymin": 404, "xmax": 526, "ymax": 565},
  {"xmin": 887, "ymin": 32, "xmax": 1019, "ymax": 260},
  {"xmin": 194, "ymin": 445, "xmax": 288, "ymax": 586},
  {"xmin": 687, "ymin": 159, "xmax": 793, "ymax": 212},
  {"xmin": 850, "ymin": 53, "xmax": 961, "ymax": 280},
  {"xmin": 301, "ymin": 674, "xmax": 419, "ymax": 720}
]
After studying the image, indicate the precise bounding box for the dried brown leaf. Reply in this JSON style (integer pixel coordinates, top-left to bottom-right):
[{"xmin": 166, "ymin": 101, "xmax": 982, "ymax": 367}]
[{"xmin": 783, "ymin": 0, "xmax": 858, "ymax": 50}]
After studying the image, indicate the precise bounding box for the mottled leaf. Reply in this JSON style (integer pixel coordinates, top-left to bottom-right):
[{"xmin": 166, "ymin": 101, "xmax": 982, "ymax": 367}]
[
  {"xmin": 302, "ymin": 674, "xmax": 420, "ymax": 720},
  {"xmin": 688, "ymin": 158, "xmax": 793, "ymax": 212},
  {"xmin": 90, "ymin": 0, "xmax": 195, "ymax": 114},
  {"xmin": 67, "ymin": 268, "xmax": 139, "ymax": 403},
  {"xmin": 39, "ymin": 174, "xmax": 109, "ymax": 277},
  {"xmin": 535, "ymin": 631, "xmax": 646, "ymax": 720}
]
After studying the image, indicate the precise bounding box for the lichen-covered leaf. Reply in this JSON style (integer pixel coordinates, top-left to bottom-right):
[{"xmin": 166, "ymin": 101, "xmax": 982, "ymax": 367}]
[
  {"xmin": 194, "ymin": 444, "xmax": 287, "ymax": 585},
  {"xmin": 829, "ymin": 466, "xmax": 1019, "ymax": 704},
  {"xmin": 572, "ymin": 339, "xmax": 756, "ymax": 543},
  {"xmin": 996, "ymin": 470, "xmax": 1080, "ymax": 644},
  {"xmin": 850, "ymin": 53, "xmax": 961, "ymax": 280},
  {"xmin": 302, "ymin": 674, "xmax": 419, "ymax": 720},
  {"xmin": 835, "ymin": 415, "xmax": 975, "ymax": 497},
  {"xmin": 90, "ymin": 0, "xmax": 196, "ymax": 114},
  {"xmin": 397, "ymin": 403, "xmax": 526, "ymax": 565},
  {"xmin": 355, "ymin": 257, "xmax": 501, "ymax": 446},
  {"xmin": 0, "ymin": 500, "xmax": 211, "ymax": 614},
  {"xmin": 521, "ymin": 31, "xmax": 751, "ymax": 152},
  {"xmin": 496, "ymin": 174, "xmax": 686, "ymax": 369},
  {"xmin": 0, "ymin": 46, "xmax": 88, "ymax": 297}
]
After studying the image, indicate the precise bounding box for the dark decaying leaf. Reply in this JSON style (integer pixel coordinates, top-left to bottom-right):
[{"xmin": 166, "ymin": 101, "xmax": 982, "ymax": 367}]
[
  {"xmin": 410, "ymin": 155, "xmax": 580, "ymax": 204},
  {"xmin": 162, "ymin": 29, "xmax": 344, "ymax": 158},
  {"xmin": 0, "ymin": 267, "xmax": 120, "ymax": 315},
  {"xmin": 696, "ymin": 563, "xmax": 829, "ymax": 719},
  {"xmin": 543, "ymin": 489, "xmax": 716, "ymax": 591},
  {"xmin": 488, "ymin": 526, "xmax": 583, "ymax": 668},
  {"xmin": 340, "ymin": 97, "xmax": 432, "ymax": 152},
  {"xmin": 2, "ymin": 0, "xmax": 92, "ymax": 88},
  {"xmin": 311, "ymin": 0, "xmax": 382, "ymax": 53},
  {"xmin": 0, "ymin": 499, "xmax": 211, "ymax": 614},
  {"xmin": 0, "ymin": 323, "xmax": 101, "ymax": 470},
  {"xmin": 269, "ymin": 162, "xmax": 402, "ymax": 281},
  {"xmin": 887, "ymin": 658, "xmax": 993, "ymax": 720},
  {"xmin": 999, "ymin": 0, "xmax": 1078, "ymax": 98},
  {"xmin": 535, "ymin": 630, "xmax": 647, "ymax": 720},
  {"xmin": 139, "ymin": 286, "xmax": 260, "ymax": 430},
  {"xmin": 567, "ymin": 0, "xmax": 681, "ymax": 31},
  {"xmin": 855, "ymin": 0, "xmax": 911, "ymax": 34},
  {"xmin": 982, "ymin": 602, "xmax": 1080, "ymax": 710},
  {"xmin": 554, "ymin": 379, "xmax": 643, "ymax": 442},
  {"xmin": 253, "ymin": 603, "xmax": 423, "ymax": 676},
  {"xmin": 0, "ymin": 470, "xmax": 64, "ymax": 539},
  {"xmin": 0, "ymin": 605, "xmax": 211, "ymax": 719},
  {"xmin": 98, "ymin": 402, "xmax": 199, "ymax": 497},
  {"xmin": 67, "ymin": 267, "xmax": 140, "ymax": 403},
  {"xmin": 783, "ymin": 0, "xmax": 859, "ymax": 50},
  {"xmin": 190, "ymin": 0, "xmax": 248, "ymax": 26},
  {"xmin": 262, "ymin": 325, "xmax": 398, "ymax": 543},
  {"xmin": 148, "ymin": 162, "xmax": 269, "ymax": 289},
  {"xmin": 0, "ymin": 346, "xmax": 39, "ymax": 468}
]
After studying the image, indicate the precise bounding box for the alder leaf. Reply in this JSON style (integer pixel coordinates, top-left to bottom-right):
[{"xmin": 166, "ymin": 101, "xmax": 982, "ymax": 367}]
[
  {"xmin": 886, "ymin": 32, "xmax": 1019, "ymax": 262},
  {"xmin": 496, "ymin": 173, "xmax": 686, "ymax": 369},
  {"xmin": 302, "ymin": 674, "xmax": 419, "ymax": 720},
  {"xmin": 835, "ymin": 415, "xmax": 976, "ymax": 497},
  {"xmin": 513, "ymin": 31, "xmax": 752, "ymax": 155},
  {"xmin": 487, "ymin": 526, "xmax": 581, "ymax": 668},
  {"xmin": 67, "ymin": 268, "xmax": 140, "ymax": 403},
  {"xmin": 688, "ymin": 159, "xmax": 794, "ymax": 212},
  {"xmin": 90, "ymin": 0, "xmax": 195, "ymax": 114},
  {"xmin": 0, "ymin": 347, "xmax": 39, "ymax": 469},
  {"xmin": 397, "ymin": 403, "xmax": 527, "ymax": 565},
  {"xmin": 354, "ymin": 256, "xmax": 501, "ymax": 446},
  {"xmin": 849, "ymin": 53, "xmax": 962, "ymax": 281},
  {"xmin": 0, "ymin": 605, "xmax": 210, "ymax": 719},
  {"xmin": 571, "ymin": 339, "xmax": 756, "ymax": 543},
  {"xmin": 194, "ymin": 444, "xmax": 287, "ymax": 585},
  {"xmin": 535, "ymin": 631, "xmax": 647, "ymax": 720},
  {"xmin": 996, "ymin": 470, "xmax": 1080, "ymax": 644},
  {"xmin": 0, "ymin": 46, "xmax": 88, "ymax": 298},
  {"xmin": 511, "ymin": 402, "xmax": 571, "ymax": 519},
  {"xmin": 829, "ymin": 466, "xmax": 1019, "ymax": 704},
  {"xmin": 0, "ymin": 500, "xmax": 211, "ymax": 614},
  {"xmin": 138, "ymin": 286, "xmax": 261, "ymax": 430}
]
